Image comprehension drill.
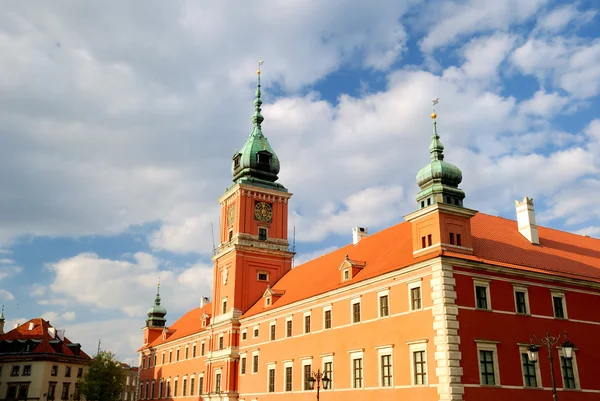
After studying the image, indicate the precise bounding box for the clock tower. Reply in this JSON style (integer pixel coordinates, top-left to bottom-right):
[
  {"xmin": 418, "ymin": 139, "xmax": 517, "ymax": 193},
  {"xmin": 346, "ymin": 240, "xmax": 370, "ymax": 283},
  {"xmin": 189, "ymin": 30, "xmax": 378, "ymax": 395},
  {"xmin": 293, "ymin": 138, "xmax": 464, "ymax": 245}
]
[{"xmin": 205, "ymin": 63, "xmax": 294, "ymax": 399}]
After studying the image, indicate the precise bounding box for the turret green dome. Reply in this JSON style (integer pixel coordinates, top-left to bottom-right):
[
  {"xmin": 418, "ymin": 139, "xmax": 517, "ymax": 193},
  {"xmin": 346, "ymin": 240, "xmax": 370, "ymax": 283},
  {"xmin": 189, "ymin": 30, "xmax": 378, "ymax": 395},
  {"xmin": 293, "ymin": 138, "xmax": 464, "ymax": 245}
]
[
  {"xmin": 146, "ymin": 283, "xmax": 167, "ymax": 328},
  {"xmin": 231, "ymin": 68, "xmax": 286, "ymax": 192},
  {"xmin": 415, "ymin": 113, "xmax": 466, "ymax": 208}
]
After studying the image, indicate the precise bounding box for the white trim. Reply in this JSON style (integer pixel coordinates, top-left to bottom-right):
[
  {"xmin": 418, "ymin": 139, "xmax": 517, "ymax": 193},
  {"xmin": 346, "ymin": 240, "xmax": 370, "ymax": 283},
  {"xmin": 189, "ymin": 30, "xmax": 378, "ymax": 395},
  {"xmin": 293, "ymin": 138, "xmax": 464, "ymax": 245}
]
[
  {"xmin": 285, "ymin": 316, "xmax": 293, "ymax": 337},
  {"xmin": 322, "ymin": 305, "xmax": 332, "ymax": 330},
  {"xmin": 350, "ymin": 297, "xmax": 361, "ymax": 324},
  {"xmin": 409, "ymin": 342, "xmax": 427, "ymax": 386},
  {"xmin": 282, "ymin": 360, "xmax": 293, "ymax": 392},
  {"xmin": 558, "ymin": 348, "xmax": 580, "ymax": 389},
  {"xmin": 378, "ymin": 346, "xmax": 394, "ymax": 388},
  {"xmin": 476, "ymin": 342, "xmax": 500, "ymax": 386},
  {"xmin": 269, "ymin": 321, "xmax": 276, "ymax": 341},
  {"xmin": 350, "ymin": 350, "xmax": 364, "ymax": 389},
  {"xmin": 513, "ymin": 286, "xmax": 530, "ymax": 315},
  {"xmin": 473, "ymin": 279, "xmax": 492, "ymax": 310},
  {"xmin": 251, "ymin": 350, "xmax": 260, "ymax": 375},
  {"xmin": 253, "ymin": 325, "xmax": 260, "ymax": 338},
  {"xmin": 266, "ymin": 364, "xmax": 276, "ymax": 393},
  {"xmin": 408, "ymin": 280, "xmax": 423, "ymax": 311},
  {"xmin": 301, "ymin": 358, "xmax": 313, "ymax": 392},
  {"xmin": 240, "ymin": 353, "xmax": 247, "ymax": 375},
  {"xmin": 518, "ymin": 346, "xmax": 541, "ymax": 388},
  {"xmin": 377, "ymin": 289, "xmax": 390, "ymax": 318},
  {"xmin": 241, "ymin": 329, "xmax": 247, "ymax": 341},
  {"xmin": 551, "ymin": 291, "xmax": 569, "ymax": 319},
  {"xmin": 321, "ymin": 355, "xmax": 334, "ymax": 390},
  {"xmin": 303, "ymin": 311, "xmax": 311, "ymax": 334}
]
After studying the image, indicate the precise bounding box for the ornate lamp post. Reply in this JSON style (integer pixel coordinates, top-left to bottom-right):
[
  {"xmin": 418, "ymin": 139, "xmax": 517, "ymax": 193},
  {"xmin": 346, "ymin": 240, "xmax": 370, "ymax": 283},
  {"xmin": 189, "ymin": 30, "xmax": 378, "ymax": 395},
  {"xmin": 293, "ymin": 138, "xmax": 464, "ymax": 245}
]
[
  {"xmin": 527, "ymin": 331, "xmax": 575, "ymax": 401},
  {"xmin": 308, "ymin": 369, "xmax": 330, "ymax": 400}
]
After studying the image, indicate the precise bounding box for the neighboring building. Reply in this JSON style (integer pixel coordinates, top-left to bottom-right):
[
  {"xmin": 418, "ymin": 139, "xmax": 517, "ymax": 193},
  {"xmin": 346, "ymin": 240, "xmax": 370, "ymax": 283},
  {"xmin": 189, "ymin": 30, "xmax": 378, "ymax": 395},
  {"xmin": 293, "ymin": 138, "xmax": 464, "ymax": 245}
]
[
  {"xmin": 138, "ymin": 69, "xmax": 600, "ymax": 401},
  {"xmin": 0, "ymin": 318, "xmax": 91, "ymax": 401},
  {"xmin": 120, "ymin": 363, "xmax": 139, "ymax": 401}
]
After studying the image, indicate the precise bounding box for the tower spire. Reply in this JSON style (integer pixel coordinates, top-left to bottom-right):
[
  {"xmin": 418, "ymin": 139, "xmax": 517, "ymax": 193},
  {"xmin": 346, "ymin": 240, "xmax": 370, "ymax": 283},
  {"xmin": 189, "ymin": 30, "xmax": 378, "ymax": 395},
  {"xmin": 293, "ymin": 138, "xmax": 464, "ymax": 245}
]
[
  {"xmin": 251, "ymin": 61, "xmax": 265, "ymax": 130},
  {"xmin": 0, "ymin": 304, "xmax": 4, "ymax": 321},
  {"xmin": 430, "ymin": 98, "xmax": 444, "ymax": 161},
  {"xmin": 146, "ymin": 280, "xmax": 167, "ymax": 328}
]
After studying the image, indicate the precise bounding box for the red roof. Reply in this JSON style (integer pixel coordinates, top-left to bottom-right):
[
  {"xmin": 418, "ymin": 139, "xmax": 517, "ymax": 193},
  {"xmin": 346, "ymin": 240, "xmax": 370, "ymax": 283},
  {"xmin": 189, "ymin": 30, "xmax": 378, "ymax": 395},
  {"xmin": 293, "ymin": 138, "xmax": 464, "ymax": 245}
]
[
  {"xmin": 0, "ymin": 318, "xmax": 91, "ymax": 360},
  {"xmin": 140, "ymin": 304, "xmax": 212, "ymax": 350}
]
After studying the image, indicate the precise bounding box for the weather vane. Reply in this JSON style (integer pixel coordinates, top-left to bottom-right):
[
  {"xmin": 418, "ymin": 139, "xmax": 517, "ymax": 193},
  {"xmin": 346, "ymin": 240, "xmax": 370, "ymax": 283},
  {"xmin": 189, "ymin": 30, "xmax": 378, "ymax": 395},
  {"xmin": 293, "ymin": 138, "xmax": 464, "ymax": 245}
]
[
  {"xmin": 431, "ymin": 97, "xmax": 439, "ymax": 120},
  {"xmin": 257, "ymin": 60, "xmax": 264, "ymax": 75}
]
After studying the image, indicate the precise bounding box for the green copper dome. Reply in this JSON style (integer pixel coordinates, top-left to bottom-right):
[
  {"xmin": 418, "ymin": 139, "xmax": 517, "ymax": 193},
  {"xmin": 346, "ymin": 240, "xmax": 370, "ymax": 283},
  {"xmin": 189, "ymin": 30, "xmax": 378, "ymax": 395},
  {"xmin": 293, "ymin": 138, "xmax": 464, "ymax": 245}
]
[
  {"xmin": 231, "ymin": 70, "xmax": 286, "ymax": 192},
  {"xmin": 146, "ymin": 283, "xmax": 167, "ymax": 328},
  {"xmin": 415, "ymin": 115, "xmax": 466, "ymax": 208}
]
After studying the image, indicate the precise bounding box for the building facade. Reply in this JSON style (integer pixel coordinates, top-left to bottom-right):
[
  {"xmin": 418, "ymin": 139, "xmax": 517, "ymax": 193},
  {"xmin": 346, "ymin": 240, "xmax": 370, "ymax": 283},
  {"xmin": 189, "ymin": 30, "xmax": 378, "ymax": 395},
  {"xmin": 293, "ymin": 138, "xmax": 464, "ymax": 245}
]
[
  {"xmin": 138, "ymin": 70, "xmax": 600, "ymax": 401},
  {"xmin": 0, "ymin": 318, "xmax": 91, "ymax": 401},
  {"xmin": 120, "ymin": 363, "xmax": 139, "ymax": 401}
]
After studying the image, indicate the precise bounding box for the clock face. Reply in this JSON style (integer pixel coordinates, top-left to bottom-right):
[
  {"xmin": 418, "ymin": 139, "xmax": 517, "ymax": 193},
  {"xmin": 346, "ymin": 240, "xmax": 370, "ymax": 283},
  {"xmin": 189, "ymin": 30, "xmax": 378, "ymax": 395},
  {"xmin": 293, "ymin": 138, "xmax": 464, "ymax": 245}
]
[{"xmin": 254, "ymin": 202, "xmax": 273, "ymax": 222}]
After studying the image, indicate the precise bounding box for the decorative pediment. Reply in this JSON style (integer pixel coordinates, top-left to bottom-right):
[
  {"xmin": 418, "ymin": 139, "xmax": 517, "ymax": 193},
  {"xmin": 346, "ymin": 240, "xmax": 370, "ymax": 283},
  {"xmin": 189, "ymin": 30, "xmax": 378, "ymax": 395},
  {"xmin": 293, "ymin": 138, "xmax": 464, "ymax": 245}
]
[
  {"xmin": 263, "ymin": 286, "xmax": 285, "ymax": 307},
  {"xmin": 339, "ymin": 254, "xmax": 366, "ymax": 282},
  {"xmin": 201, "ymin": 311, "xmax": 212, "ymax": 327}
]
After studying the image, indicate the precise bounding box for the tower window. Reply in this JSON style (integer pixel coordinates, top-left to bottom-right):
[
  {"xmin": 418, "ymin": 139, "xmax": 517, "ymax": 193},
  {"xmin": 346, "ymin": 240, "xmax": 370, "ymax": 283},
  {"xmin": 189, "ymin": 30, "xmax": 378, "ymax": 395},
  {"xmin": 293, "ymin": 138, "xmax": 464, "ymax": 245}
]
[
  {"xmin": 427, "ymin": 198, "xmax": 431, "ymax": 206},
  {"xmin": 456, "ymin": 234, "xmax": 462, "ymax": 246},
  {"xmin": 446, "ymin": 196, "xmax": 451, "ymax": 203},
  {"xmin": 256, "ymin": 152, "xmax": 271, "ymax": 169},
  {"xmin": 258, "ymin": 227, "xmax": 267, "ymax": 241},
  {"xmin": 257, "ymin": 272, "xmax": 269, "ymax": 281},
  {"xmin": 421, "ymin": 236, "xmax": 426, "ymax": 249},
  {"xmin": 449, "ymin": 233, "xmax": 455, "ymax": 245},
  {"xmin": 233, "ymin": 155, "xmax": 240, "ymax": 169},
  {"xmin": 427, "ymin": 234, "xmax": 432, "ymax": 247},
  {"xmin": 421, "ymin": 201, "xmax": 425, "ymax": 208},
  {"xmin": 228, "ymin": 229, "xmax": 233, "ymax": 242}
]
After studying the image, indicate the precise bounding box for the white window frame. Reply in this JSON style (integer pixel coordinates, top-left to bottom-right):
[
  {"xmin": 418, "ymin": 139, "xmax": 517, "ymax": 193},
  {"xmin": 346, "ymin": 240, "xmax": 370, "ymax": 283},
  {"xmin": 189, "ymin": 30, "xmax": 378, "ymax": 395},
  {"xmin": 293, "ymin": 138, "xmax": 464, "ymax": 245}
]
[
  {"xmin": 408, "ymin": 340, "xmax": 428, "ymax": 386},
  {"xmin": 241, "ymin": 329, "xmax": 247, "ymax": 341},
  {"xmin": 269, "ymin": 321, "xmax": 276, "ymax": 341},
  {"xmin": 282, "ymin": 360, "xmax": 293, "ymax": 392},
  {"xmin": 221, "ymin": 297, "xmax": 228, "ymax": 314},
  {"xmin": 258, "ymin": 226, "xmax": 268, "ymax": 241},
  {"xmin": 266, "ymin": 363, "xmax": 277, "ymax": 393},
  {"xmin": 184, "ymin": 345, "xmax": 189, "ymax": 360},
  {"xmin": 253, "ymin": 325, "xmax": 260, "ymax": 338},
  {"xmin": 377, "ymin": 346, "xmax": 394, "ymax": 388},
  {"xmin": 252, "ymin": 351, "xmax": 259, "ymax": 375},
  {"xmin": 473, "ymin": 279, "xmax": 492, "ymax": 310},
  {"xmin": 350, "ymin": 297, "xmax": 361, "ymax": 324},
  {"xmin": 265, "ymin": 297, "xmax": 271, "ymax": 307},
  {"xmin": 303, "ymin": 311, "xmax": 311, "ymax": 334},
  {"xmin": 551, "ymin": 290, "xmax": 568, "ymax": 319},
  {"xmin": 377, "ymin": 289, "xmax": 390, "ymax": 318},
  {"xmin": 321, "ymin": 354, "xmax": 334, "ymax": 390},
  {"xmin": 200, "ymin": 341, "xmax": 205, "ymax": 356},
  {"xmin": 285, "ymin": 316, "xmax": 293, "ymax": 338},
  {"xmin": 476, "ymin": 341, "xmax": 500, "ymax": 386},
  {"xmin": 349, "ymin": 350, "xmax": 364, "ymax": 389},
  {"xmin": 240, "ymin": 353, "xmax": 247, "ymax": 375},
  {"xmin": 558, "ymin": 348, "xmax": 580, "ymax": 390},
  {"xmin": 197, "ymin": 373, "xmax": 204, "ymax": 395},
  {"xmin": 518, "ymin": 346, "xmax": 541, "ymax": 388},
  {"xmin": 214, "ymin": 369, "xmax": 222, "ymax": 393},
  {"xmin": 513, "ymin": 286, "xmax": 530, "ymax": 315},
  {"xmin": 257, "ymin": 270, "xmax": 269, "ymax": 282},
  {"xmin": 218, "ymin": 334, "xmax": 224, "ymax": 350},
  {"xmin": 408, "ymin": 280, "xmax": 423, "ymax": 311},
  {"xmin": 301, "ymin": 357, "xmax": 313, "ymax": 392},
  {"xmin": 323, "ymin": 305, "xmax": 332, "ymax": 330}
]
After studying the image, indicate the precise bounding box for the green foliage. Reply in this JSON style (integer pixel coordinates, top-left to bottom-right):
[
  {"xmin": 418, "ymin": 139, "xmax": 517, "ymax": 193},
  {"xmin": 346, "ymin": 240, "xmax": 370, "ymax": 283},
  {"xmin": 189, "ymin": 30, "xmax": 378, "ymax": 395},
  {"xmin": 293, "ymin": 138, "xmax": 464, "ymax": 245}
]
[{"xmin": 78, "ymin": 351, "xmax": 126, "ymax": 401}]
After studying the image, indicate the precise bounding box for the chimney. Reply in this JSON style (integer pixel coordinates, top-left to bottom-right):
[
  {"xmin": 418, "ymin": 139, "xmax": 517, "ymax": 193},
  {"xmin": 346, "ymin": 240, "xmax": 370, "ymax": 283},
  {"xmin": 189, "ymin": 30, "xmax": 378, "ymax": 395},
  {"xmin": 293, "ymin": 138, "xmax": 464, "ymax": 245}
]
[
  {"xmin": 48, "ymin": 327, "xmax": 56, "ymax": 338},
  {"xmin": 352, "ymin": 226, "xmax": 368, "ymax": 245},
  {"xmin": 28, "ymin": 322, "xmax": 34, "ymax": 331},
  {"xmin": 515, "ymin": 197, "xmax": 539, "ymax": 245},
  {"xmin": 200, "ymin": 297, "xmax": 211, "ymax": 308},
  {"xmin": 56, "ymin": 329, "xmax": 65, "ymax": 341}
]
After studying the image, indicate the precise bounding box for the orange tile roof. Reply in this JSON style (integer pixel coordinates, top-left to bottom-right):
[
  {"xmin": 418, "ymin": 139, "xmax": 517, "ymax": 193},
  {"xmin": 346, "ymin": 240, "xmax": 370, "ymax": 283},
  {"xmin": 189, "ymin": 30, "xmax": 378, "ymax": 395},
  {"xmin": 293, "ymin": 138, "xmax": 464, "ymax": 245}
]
[
  {"xmin": 140, "ymin": 303, "xmax": 212, "ymax": 350},
  {"xmin": 0, "ymin": 318, "xmax": 91, "ymax": 360},
  {"xmin": 243, "ymin": 212, "xmax": 600, "ymax": 318}
]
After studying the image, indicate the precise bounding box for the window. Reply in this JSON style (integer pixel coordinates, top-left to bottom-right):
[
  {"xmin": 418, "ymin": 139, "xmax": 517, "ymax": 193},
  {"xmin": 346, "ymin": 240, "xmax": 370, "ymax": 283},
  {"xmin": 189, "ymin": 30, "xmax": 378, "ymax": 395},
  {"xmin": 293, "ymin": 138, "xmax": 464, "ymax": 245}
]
[
  {"xmin": 51, "ymin": 365, "xmax": 58, "ymax": 376},
  {"xmin": 253, "ymin": 354, "xmax": 259, "ymax": 373},
  {"xmin": 351, "ymin": 299, "xmax": 361, "ymax": 323},
  {"xmin": 257, "ymin": 272, "xmax": 269, "ymax": 281},
  {"xmin": 303, "ymin": 363, "xmax": 312, "ymax": 390},
  {"xmin": 514, "ymin": 287, "xmax": 529, "ymax": 314},
  {"xmin": 253, "ymin": 326, "xmax": 259, "ymax": 337},
  {"xmin": 323, "ymin": 361, "xmax": 333, "ymax": 389},
  {"xmin": 192, "ymin": 344, "xmax": 196, "ymax": 358},
  {"xmin": 74, "ymin": 384, "xmax": 81, "ymax": 401},
  {"xmin": 228, "ymin": 229, "xmax": 233, "ymax": 242},
  {"xmin": 449, "ymin": 232, "xmax": 455, "ymax": 245},
  {"xmin": 219, "ymin": 335, "xmax": 224, "ymax": 350},
  {"xmin": 11, "ymin": 365, "xmax": 20, "ymax": 376},
  {"xmin": 233, "ymin": 155, "xmax": 240, "ymax": 169},
  {"xmin": 151, "ymin": 382, "xmax": 155, "ymax": 398},
  {"xmin": 198, "ymin": 376, "xmax": 204, "ymax": 395},
  {"xmin": 158, "ymin": 381, "xmax": 163, "ymax": 399},
  {"xmin": 285, "ymin": 366, "xmax": 293, "ymax": 391},
  {"xmin": 413, "ymin": 351, "xmax": 426, "ymax": 385},
  {"xmin": 65, "ymin": 366, "xmax": 71, "ymax": 377},
  {"xmin": 18, "ymin": 384, "xmax": 29, "ymax": 400},
  {"xmin": 521, "ymin": 353, "xmax": 538, "ymax": 387},
  {"xmin": 559, "ymin": 351, "xmax": 579, "ymax": 389},
  {"xmin": 241, "ymin": 357, "xmax": 247, "ymax": 374},
  {"xmin": 552, "ymin": 292, "xmax": 567, "ymax": 319},
  {"xmin": 201, "ymin": 342, "xmax": 205, "ymax": 356},
  {"xmin": 474, "ymin": 281, "xmax": 491, "ymax": 310},
  {"xmin": 344, "ymin": 270, "xmax": 349, "ymax": 280},
  {"xmin": 222, "ymin": 299, "xmax": 227, "ymax": 314},
  {"xmin": 379, "ymin": 293, "xmax": 389, "ymax": 317},
  {"xmin": 286, "ymin": 318, "xmax": 293, "ymax": 337},
  {"xmin": 48, "ymin": 382, "xmax": 57, "ymax": 400},
  {"xmin": 242, "ymin": 330, "xmax": 247, "ymax": 341},
  {"xmin": 268, "ymin": 368, "xmax": 275, "ymax": 393},
  {"xmin": 352, "ymin": 357, "xmax": 363, "ymax": 388},
  {"xmin": 409, "ymin": 282, "xmax": 422, "ymax": 310},
  {"xmin": 215, "ymin": 373, "xmax": 221, "ymax": 393},
  {"xmin": 266, "ymin": 297, "xmax": 271, "ymax": 306},
  {"xmin": 270, "ymin": 323, "xmax": 276, "ymax": 341},
  {"xmin": 182, "ymin": 378, "xmax": 187, "ymax": 396},
  {"xmin": 256, "ymin": 152, "xmax": 271, "ymax": 167},
  {"xmin": 23, "ymin": 365, "xmax": 31, "ymax": 376},
  {"xmin": 185, "ymin": 347, "xmax": 189, "ymax": 359},
  {"xmin": 77, "ymin": 368, "xmax": 83, "ymax": 378},
  {"xmin": 479, "ymin": 350, "xmax": 496, "ymax": 385},
  {"xmin": 190, "ymin": 378, "xmax": 195, "ymax": 396},
  {"xmin": 456, "ymin": 234, "xmax": 462, "ymax": 246},
  {"xmin": 421, "ymin": 236, "xmax": 426, "ymax": 248},
  {"xmin": 173, "ymin": 380, "xmax": 178, "ymax": 397},
  {"xmin": 427, "ymin": 234, "xmax": 432, "ymax": 246},
  {"xmin": 61, "ymin": 383, "xmax": 70, "ymax": 400},
  {"xmin": 176, "ymin": 349, "xmax": 180, "ymax": 361},
  {"xmin": 166, "ymin": 381, "xmax": 170, "ymax": 397},
  {"xmin": 304, "ymin": 313, "xmax": 311, "ymax": 333},
  {"xmin": 169, "ymin": 350, "xmax": 172, "ymax": 363},
  {"xmin": 324, "ymin": 307, "xmax": 332, "ymax": 329},
  {"xmin": 381, "ymin": 354, "xmax": 393, "ymax": 387},
  {"xmin": 258, "ymin": 228, "xmax": 267, "ymax": 241},
  {"xmin": 162, "ymin": 353, "xmax": 165, "ymax": 364},
  {"xmin": 154, "ymin": 354, "xmax": 157, "ymax": 366}
]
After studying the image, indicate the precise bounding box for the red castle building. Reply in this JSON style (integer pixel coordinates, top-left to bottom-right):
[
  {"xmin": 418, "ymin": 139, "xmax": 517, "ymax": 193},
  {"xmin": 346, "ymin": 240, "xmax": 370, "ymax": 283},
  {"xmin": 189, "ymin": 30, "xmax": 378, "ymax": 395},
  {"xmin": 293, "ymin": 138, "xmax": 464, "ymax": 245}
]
[{"xmin": 138, "ymin": 68, "xmax": 600, "ymax": 401}]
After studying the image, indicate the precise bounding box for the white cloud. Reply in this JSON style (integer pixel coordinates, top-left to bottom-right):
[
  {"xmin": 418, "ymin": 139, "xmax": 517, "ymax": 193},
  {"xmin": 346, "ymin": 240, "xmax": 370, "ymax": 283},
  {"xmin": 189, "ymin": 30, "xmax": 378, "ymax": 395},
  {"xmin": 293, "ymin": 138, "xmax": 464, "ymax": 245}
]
[
  {"xmin": 0, "ymin": 289, "xmax": 15, "ymax": 301},
  {"xmin": 518, "ymin": 90, "xmax": 570, "ymax": 117},
  {"xmin": 62, "ymin": 311, "xmax": 76, "ymax": 321},
  {"xmin": 535, "ymin": 4, "xmax": 597, "ymax": 32}
]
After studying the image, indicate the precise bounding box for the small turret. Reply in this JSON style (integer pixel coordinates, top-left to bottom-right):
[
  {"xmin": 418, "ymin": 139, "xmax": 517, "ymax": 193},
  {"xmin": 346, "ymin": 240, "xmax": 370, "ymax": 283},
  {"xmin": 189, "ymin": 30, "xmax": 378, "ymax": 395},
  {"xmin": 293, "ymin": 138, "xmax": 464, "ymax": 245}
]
[{"xmin": 146, "ymin": 282, "xmax": 167, "ymax": 328}]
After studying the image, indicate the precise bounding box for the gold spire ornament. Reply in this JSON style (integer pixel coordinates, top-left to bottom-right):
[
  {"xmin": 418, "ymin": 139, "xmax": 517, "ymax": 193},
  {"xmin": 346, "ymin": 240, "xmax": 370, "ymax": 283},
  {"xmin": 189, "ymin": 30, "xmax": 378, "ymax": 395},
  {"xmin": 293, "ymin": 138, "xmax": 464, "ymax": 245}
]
[
  {"xmin": 257, "ymin": 60, "xmax": 264, "ymax": 75},
  {"xmin": 431, "ymin": 97, "xmax": 439, "ymax": 120}
]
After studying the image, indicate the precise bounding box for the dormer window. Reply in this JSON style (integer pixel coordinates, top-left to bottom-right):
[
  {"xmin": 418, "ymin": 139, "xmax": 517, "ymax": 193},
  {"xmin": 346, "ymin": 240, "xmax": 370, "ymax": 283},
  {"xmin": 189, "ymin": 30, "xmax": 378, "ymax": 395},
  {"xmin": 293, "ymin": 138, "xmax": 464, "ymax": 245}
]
[
  {"xmin": 344, "ymin": 270, "xmax": 350, "ymax": 280},
  {"xmin": 339, "ymin": 255, "xmax": 366, "ymax": 282},
  {"xmin": 265, "ymin": 297, "xmax": 271, "ymax": 306},
  {"xmin": 256, "ymin": 151, "xmax": 271, "ymax": 169},
  {"xmin": 233, "ymin": 154, "xmax": 241, "ymax": 169}
]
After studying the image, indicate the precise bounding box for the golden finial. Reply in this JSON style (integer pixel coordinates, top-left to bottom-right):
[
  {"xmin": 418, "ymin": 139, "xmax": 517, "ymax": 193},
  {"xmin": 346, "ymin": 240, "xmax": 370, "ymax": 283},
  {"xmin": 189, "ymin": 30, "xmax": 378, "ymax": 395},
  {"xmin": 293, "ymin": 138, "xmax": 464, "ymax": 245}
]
[
  {"xmin": 431, "ymin": 97, "xmax": 439, "ymax": 119},
  {"xmin": 257, "ymin": 60, "xmax": 264, "ymax": 75}
]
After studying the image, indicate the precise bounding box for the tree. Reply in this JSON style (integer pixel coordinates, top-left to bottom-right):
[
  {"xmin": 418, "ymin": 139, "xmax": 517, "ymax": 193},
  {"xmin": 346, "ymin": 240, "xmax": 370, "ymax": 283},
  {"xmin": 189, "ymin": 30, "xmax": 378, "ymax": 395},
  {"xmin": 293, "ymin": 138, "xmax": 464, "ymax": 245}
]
[{"xmin": 78, "ymin": 350, "xmax": 126, "ymax": 401}]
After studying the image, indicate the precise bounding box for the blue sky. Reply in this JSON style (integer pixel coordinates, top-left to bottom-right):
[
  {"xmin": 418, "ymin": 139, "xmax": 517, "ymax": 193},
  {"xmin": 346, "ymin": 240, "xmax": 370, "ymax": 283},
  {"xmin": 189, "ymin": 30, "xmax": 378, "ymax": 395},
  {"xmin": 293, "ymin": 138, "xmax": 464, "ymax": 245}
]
[{"xmin": 0, "ymin": 0, "xmax": 599, "ymax": 362}]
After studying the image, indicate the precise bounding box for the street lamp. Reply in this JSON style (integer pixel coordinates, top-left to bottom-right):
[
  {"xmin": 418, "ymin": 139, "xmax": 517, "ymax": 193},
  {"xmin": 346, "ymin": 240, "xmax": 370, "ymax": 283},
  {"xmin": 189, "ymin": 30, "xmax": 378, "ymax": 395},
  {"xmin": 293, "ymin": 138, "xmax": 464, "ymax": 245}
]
[
  {"xmin": 308, "ymin": 369, "xmax": 330, "ymax": 400},
  {"xmin": 527, "ymin": 331, "xmax": 575, "ymax": 401}
]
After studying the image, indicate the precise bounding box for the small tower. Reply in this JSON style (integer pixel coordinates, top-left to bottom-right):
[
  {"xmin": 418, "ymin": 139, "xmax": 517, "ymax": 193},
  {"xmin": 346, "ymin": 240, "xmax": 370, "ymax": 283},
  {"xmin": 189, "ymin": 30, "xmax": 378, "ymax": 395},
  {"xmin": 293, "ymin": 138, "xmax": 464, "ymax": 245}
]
[
  {"xmin": 142, "ymin": 282, "xmax": 167, "ymax": 345},
  {"xmin": 405, "ymin": 100, "xmax": 477, "ymax": 256},
  {"xmin": 0, "ymin": 305, "xmax": 5, "ymax": 334}
]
